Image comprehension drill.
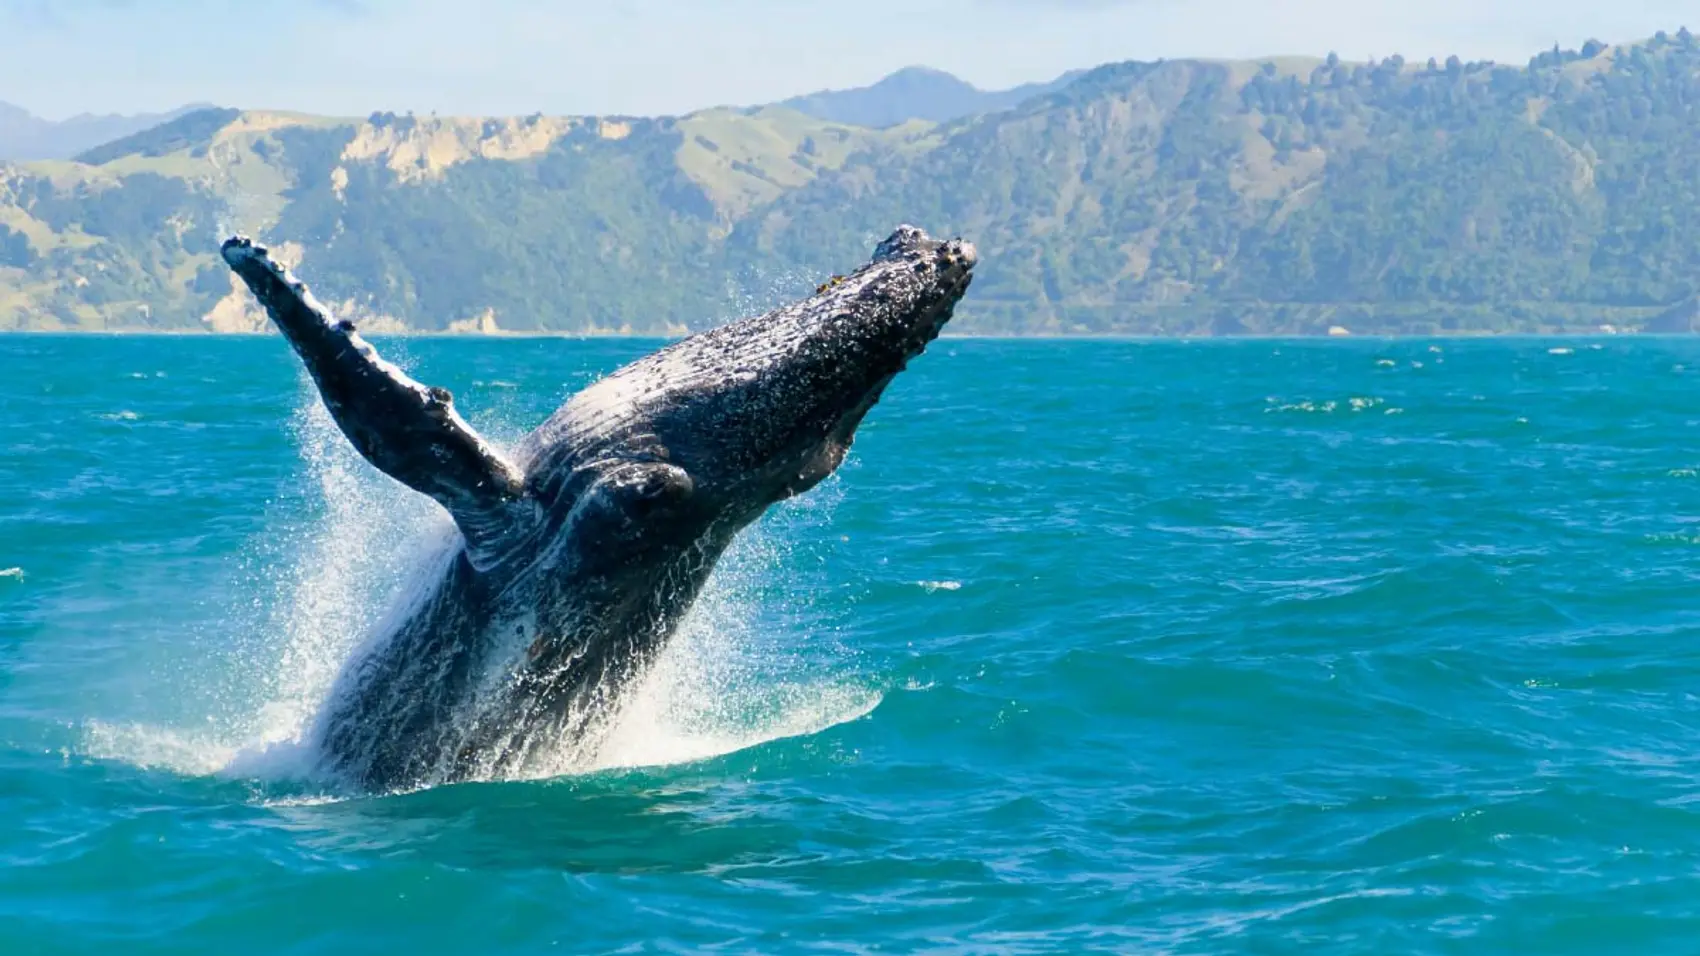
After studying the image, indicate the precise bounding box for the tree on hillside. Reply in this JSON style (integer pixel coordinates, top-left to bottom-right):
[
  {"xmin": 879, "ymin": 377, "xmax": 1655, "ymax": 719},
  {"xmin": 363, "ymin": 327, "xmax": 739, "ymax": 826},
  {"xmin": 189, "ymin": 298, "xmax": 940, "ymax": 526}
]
[{"xmin": 0, "ymin": 225, "xmax": 33, "ymax": 268}]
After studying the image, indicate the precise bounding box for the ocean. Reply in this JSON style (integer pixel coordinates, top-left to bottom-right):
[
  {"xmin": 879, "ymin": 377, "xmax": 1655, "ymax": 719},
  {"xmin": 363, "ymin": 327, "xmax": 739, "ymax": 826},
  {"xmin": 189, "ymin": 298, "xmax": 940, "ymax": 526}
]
[{"xmin": 4, "ymin": 334, "xmax": 1700, "ymax": 953}]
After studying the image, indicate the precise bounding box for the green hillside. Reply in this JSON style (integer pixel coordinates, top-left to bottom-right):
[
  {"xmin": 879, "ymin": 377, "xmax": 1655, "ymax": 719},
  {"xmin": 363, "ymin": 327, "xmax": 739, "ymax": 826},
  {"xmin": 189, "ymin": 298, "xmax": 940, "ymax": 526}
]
[{"xmin": 3, "ymin": 31, "xmax": 1700, "ymax": 334}]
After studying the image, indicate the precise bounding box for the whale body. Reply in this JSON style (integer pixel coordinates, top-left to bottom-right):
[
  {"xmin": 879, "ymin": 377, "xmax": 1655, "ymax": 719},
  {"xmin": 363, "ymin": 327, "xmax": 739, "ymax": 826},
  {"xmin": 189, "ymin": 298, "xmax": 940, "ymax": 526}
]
[{"xmin": 219, "ymin": 226, "xmax": 977, "ymax": 791}]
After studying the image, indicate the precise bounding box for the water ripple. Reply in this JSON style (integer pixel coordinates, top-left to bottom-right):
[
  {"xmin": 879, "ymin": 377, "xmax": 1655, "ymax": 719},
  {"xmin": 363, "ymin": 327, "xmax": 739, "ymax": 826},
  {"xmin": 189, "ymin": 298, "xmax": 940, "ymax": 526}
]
[{"xmin": 6, "ymin": 337, "xmax": 1700, "ymax": 951}]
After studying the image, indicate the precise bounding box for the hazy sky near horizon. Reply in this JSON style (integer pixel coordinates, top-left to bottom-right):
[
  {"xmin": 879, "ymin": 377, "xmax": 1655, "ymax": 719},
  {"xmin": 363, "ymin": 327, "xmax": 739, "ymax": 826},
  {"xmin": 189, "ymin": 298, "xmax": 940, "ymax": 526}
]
[{"xmin": 1, "ymin": 0, "xmax": 1694, "ymax": 119}]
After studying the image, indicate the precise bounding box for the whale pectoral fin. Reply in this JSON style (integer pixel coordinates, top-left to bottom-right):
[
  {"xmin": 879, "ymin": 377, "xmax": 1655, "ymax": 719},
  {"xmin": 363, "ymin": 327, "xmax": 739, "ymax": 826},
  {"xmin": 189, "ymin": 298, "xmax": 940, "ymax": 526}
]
[{"xmin": 221, "ymin": 236, "xmax": 528, "ymax": 569}]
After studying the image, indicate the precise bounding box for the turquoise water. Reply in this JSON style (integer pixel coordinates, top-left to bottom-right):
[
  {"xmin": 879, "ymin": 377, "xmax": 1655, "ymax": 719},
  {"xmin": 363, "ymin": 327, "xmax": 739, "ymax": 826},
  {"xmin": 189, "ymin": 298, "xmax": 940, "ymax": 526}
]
[{"xmin": 5, "ymin": 335, "xmax": 1700, "ymax": 952}]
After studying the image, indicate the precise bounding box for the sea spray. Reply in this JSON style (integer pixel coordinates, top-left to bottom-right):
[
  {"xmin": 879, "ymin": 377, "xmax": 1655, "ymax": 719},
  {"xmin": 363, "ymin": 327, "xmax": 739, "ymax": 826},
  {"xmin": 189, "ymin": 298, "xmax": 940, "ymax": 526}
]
[
  {"xmin": 254, "ymin": 387, "xmax": 449, "ymax": 754},
  {"xmin": 85, "ymin": 376, "xmax": 446, "ymax": 779}
]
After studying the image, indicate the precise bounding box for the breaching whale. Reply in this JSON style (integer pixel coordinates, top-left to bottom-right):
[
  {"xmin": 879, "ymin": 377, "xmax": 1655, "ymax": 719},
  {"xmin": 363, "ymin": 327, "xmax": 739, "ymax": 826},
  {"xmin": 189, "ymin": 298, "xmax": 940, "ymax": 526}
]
[{"xmin": 220, "ymin": 225, "xmax": 977, "ymax": 791}]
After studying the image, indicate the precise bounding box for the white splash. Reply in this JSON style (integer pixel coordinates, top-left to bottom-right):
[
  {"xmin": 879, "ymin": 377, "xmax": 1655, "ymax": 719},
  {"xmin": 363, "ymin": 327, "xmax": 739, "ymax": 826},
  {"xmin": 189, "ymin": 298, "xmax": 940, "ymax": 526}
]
[
  {"xmin": 82, "ymin": 385, "xmax": 446, "ymax": 783},
  {"xmin": 83, "ymin": 722, "xmax": 237, "ymax": 776},
  {"xmin": 0, "ymin": 567, "xmax": 21, "ymax": 580},
  {"xmin": 244, "ymin": 390, "xmax": 451, "ymax": 756}
]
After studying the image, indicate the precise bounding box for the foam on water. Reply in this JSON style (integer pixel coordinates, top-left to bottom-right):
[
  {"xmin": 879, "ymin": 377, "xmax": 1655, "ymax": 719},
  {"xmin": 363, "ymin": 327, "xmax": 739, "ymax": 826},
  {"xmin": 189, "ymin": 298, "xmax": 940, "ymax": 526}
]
[
  {"xmin": 83, "ymin": 722, "xmax": 241, "ymax": 777},
  {"xmin": 85, "ymin": 374, "xmax": 874, "ymax": 791}
]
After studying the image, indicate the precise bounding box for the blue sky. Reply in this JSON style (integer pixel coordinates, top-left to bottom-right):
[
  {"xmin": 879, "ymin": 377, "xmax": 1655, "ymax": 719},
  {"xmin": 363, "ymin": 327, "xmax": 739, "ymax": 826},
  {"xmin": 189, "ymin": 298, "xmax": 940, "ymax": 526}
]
[{"xmin": 1, "ymin": 0, "xmax": 1694, "ymax": 119}]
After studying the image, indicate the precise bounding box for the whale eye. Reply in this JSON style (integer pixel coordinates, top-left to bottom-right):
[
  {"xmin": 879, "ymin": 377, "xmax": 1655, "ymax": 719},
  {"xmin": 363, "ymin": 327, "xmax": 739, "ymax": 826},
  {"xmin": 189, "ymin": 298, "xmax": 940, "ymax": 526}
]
[
  {"xmin": 569, "ymin": 461, "xmax": 698, "ymax": 551},
  {"xmin": 599, "ymin": 461, "xmax": 695, "ymax": 519},
  {"xmin": 628, "ymin": 465, "xmax": 693, "ymax": 504}
]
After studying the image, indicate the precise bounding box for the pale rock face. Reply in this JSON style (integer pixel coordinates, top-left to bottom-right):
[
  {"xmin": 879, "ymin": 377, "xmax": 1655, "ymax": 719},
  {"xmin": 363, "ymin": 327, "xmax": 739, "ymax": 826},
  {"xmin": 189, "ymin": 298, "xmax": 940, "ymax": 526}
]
[
  {"xmin": 203, "ymin": 241, "xmax": 305, "ymax": 332},
  {"xmin": 202, "ymin": 271, "xmax": 270, "ymax": 333},
  {"xmin": 202, "ymin": 241, "xmax": 411, "ymax": 334},
  {"xmin": 331, "ymin": 303, "xmax": 411, "ymax": 335},
  {"xmin": 339, "ymin": 115, "xmax": 582, "ymax": 184},
  {"xmin": 446, "ymin": 308, "xmax": 502, "ymax": 335}
]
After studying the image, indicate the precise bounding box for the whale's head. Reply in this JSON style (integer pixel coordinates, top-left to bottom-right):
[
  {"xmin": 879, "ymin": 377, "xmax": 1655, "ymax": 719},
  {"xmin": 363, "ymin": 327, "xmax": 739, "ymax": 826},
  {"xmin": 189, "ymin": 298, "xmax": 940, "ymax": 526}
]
[
  {"xmin": 533, "ymin": 225, "xmax": 976, "ymax": 548},
  {"xmin": 686, "ymin": 224, "xmax": 977, "ymax": 510}
]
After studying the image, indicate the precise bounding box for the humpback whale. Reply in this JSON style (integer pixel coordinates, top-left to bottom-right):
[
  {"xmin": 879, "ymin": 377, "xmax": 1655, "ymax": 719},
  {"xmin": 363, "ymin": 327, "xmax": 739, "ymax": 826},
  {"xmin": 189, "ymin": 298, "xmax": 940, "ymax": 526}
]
[{"xmin": 220, "ymin": 225, "xmax": 977, "ymax": 791}]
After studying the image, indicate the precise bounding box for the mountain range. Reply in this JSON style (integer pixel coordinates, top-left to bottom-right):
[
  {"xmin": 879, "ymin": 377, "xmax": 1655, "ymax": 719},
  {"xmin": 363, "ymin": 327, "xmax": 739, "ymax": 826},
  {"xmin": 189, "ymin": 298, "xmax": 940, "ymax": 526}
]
[
  {"xmin": 0, "ymin": 69, "xmax": 1077, "ymax": 162},
  {"xmin": 3, "ymin": 33, "xmax": 1700, "ymax": 335},
  {"xmin": 777, "ymin": 66, "xmax": 1086, "ymax": 128},
  {"xmin": 0, "ymin": 102, "xmax": 214, "ymax": 161}
]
